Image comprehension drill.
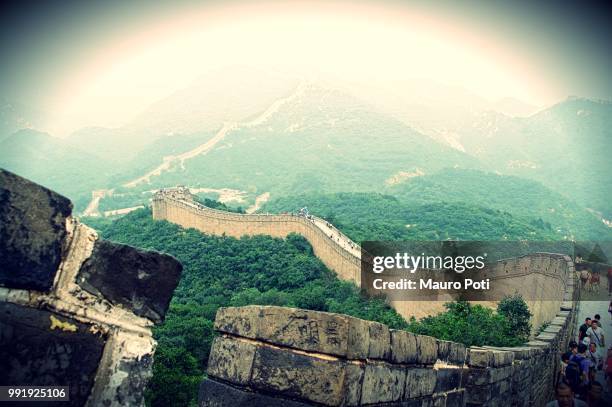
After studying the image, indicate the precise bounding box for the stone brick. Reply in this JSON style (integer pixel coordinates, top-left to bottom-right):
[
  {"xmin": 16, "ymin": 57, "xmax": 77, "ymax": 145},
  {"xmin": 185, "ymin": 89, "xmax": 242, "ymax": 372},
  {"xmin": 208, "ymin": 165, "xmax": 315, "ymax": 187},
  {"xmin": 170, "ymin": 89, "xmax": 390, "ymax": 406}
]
[
  {"xmin": 250, "ymin": 344, "xmax": 346, "ymax": 405},
  {"xmin": 0, "ymin": 169, "xmax": 72, "ymax": 291},
  {"xmin": 368, "ymin": 321, "xmax": 391, "ymax": 360},
  {"xmin": 77, "ymin": 239, "xmax": 182, "ymax": 323},
  {"xmin": 207, "ymin": 336, "xmax": 256, "ymax": 385},
  {"xmin": 391, "ymin": 329, "xmax": 418, "ymax": 364},
  {"xmin": 445, "ymin": 390, "xmax": 465, "ymax": 407},
  {"xmin": 361, "ymin": 362, "xmax": 406, "ymax": 404},
  {"xmin": 534, "ymin": 332, "xmax": 557, "ymax": 343},
  {"xmin": 484, "ymin": 346, "xmax": 533, "ymax": 360},
  {"xmin": 404, "ymin": 368, "xmax": 436, "ymax": 399},
  {"xmin": 542, "ymin": 324, "xmax": 562, "ymax": 335},
  {"xmin": 0, "ymin": 302, "xmax": 105, "ymax": 405},
  {"xmin": 416, "ymin": 335, "xmax": 438, "ymax": 365},
  {"xmin": 342, "ymin": 363, "xmax": 365, "ymax": 406},
  {"xmin": 468, "ymin": 348, "xmax": 513, "ymax": 367},
  {"xmin": 198, "ymin": 378, "xmax": 311, "ymax": 407},
  {"xmin": 449, "ymin": 342, "xmax": 467, "ymax": 365},
  {"xmin": 214, "ymin": 306, "xmax": 372, "ymax": 359},
  {"xmin": 465, "ymin": 365, "xmax": 513, "ymax": 386},
  {"xmin": 435, "ymin": 367, "xmax": 463, "ymax": 392},
  {"xmin": 465, "ymin": 380, "xmax": 510, "ymax": 404},
  {"xmin": 437, "ymin": 340, "xmax": 450, "ymax": 361},
  {"xmin": 214, "ymin": 306, "xmax": 261, "ymax": 338}
]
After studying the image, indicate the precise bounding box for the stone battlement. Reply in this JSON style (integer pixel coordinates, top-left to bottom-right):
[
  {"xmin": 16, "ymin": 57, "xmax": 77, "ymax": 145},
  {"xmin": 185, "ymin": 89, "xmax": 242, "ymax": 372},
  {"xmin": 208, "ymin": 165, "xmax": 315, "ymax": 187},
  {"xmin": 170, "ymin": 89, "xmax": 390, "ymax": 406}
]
[
  {"xmin": 200, "ymin": 299, "xmax": 577, "ymax": 406},
  {"xmin": 0, "ymin": 169, "xmax": 183, "ymax": 406},
  {"xmin": 152, "ymin": 190, "xmax": 576, "ymax": 326},
  {"xmin": 152, "ymin": 190, "xmax": 362, "ymax": 283}
]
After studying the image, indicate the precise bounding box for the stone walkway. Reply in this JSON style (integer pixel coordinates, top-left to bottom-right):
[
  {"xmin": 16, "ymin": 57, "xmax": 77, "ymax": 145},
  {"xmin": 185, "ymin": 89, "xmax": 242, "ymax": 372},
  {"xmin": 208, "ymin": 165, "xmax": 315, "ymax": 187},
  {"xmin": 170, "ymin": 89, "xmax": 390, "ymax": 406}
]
[
  {"xmin": 576, "ymin": 296, "xmax": 612, "ymax": 404},
  {"xmin": 312, "ymin": 217, "xmax": 361, "ymax": 258}
]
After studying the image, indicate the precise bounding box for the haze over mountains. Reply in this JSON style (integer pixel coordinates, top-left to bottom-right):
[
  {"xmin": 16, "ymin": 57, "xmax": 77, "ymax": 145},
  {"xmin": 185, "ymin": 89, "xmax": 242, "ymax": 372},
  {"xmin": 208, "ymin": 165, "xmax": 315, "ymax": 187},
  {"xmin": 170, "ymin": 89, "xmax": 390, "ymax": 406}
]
[{"xmin": 0, "ymin": 67, "xmax": 609, "ymax": 238}]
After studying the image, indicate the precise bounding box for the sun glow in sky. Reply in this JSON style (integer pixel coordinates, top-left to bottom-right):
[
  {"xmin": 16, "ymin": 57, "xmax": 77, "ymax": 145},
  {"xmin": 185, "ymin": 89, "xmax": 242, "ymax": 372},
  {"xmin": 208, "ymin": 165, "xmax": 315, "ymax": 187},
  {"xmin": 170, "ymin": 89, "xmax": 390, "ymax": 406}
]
[{"xmin": 3, "ymin": 1, "xmax": 609, "ymax": 136}]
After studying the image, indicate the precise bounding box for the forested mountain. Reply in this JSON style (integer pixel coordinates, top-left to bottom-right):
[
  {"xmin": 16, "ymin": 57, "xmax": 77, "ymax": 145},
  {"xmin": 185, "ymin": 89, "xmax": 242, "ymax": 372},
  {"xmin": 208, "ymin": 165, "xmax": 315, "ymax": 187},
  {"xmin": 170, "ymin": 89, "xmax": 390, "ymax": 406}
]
[
  {"xmin": 386, "ymin": 169, "xmax": 611, "ymax": 240},
  {"xmin": 262, "ymin": 192, "xmax": 559, "ymax": 242},
  {"xmin": 4, "ymin": 70, "xmax": 608, "ymax": 238},
  {"xmin": 91, "ymin": 209, "xmax": 406, "ymax": 406},
  {"xmin": 138, "ymin": 83, "xmax": 480, "ymax": 195},
  {"xmin": 448, "ymin": 98, "xmax": 612, "ymax": 218},
  {"xmin": 67, "ymin": 67, "xmax": 299, "ymax": 163}
]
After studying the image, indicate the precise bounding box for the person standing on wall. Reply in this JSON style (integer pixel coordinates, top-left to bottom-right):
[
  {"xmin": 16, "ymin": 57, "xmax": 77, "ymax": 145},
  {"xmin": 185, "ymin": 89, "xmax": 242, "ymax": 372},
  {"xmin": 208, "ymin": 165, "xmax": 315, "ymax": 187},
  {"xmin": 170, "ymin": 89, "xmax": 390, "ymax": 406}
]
[
  {"xmin": 580, "ymin": 318, "xmax": 592, "ymax": 342},
  {"xmin": 586, "ymin": 320, "xmax": 605, "ymax": 369},
  {"xmin": 546, "ymin": 381, "xmax": 587, "ymax": 406}
]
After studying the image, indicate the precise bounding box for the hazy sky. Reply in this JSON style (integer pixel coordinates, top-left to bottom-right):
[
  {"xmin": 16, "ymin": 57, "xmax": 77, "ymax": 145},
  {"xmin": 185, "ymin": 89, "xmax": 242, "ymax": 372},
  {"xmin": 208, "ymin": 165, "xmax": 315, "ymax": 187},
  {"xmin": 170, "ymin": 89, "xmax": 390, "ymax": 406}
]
[{"xmin": 2, "ymin": 0, "xmax": 611, "ymax": 136}]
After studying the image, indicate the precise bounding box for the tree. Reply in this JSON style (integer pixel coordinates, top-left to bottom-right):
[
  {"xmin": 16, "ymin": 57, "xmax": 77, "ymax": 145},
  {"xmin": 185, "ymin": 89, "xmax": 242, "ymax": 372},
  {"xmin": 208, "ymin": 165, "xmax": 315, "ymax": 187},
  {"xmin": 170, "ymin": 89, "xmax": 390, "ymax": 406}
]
[{"xmin": 497, "ymin": 294, "xmax": 532, "ymax": 344}]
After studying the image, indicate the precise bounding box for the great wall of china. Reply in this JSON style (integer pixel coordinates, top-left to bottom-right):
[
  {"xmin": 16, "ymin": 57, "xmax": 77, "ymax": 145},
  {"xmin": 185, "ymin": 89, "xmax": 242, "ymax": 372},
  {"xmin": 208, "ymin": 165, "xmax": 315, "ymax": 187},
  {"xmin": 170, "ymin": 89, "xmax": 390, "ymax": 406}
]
[
  {"xmin": 0, "ymin": 174, "xmax": 580, "ymax": 406},
  {"xmin": 152, "ymin": 188, "xmax": 574, "ymax": 329},
  {"xmin": 151, "ymin": 187, "xmax": 580, "ymax": 406}
]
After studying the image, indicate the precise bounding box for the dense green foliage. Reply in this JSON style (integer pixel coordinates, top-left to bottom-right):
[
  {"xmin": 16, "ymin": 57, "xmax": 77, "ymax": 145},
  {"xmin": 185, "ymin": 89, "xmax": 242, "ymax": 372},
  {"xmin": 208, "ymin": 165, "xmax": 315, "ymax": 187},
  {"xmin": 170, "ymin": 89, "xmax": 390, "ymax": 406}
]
[
  {"xmin": 407, "ymin": 297, "xmax": 531, "ymax": 347},
  {"xmin": 193, "ymin": 196, "xmax": 245, "ymax": 213},
  {"xmin": 262, "ymin": 191, "xmax": 559, "ymax": 242},
  {"xmin": 387, "ymin": 169, "xmax": 611, "ymax": 240},
  {"xmin": 93, "ymin": 208, "xmax": 406, "ymax": 406},
  {"xmin": 496, "ymin": 294, "xmax": 533, "ymax": 340}
]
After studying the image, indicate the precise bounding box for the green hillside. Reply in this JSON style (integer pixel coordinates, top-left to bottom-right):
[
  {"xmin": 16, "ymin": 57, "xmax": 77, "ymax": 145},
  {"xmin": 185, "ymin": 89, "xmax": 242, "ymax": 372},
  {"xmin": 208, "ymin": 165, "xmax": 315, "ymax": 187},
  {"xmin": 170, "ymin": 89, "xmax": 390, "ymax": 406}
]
[
  {"xmin": 138, "ymin": 85, "xmax": 481, "ymax": 195},
  {"xmin": 457, "ymin": 98, "xmax": 612, "ymax": 218},
  {"xmin": 387, "ymin": 169, "xmax": 611, "ymax": 240},
  {"xmin": 91, "ymin": 208, "xmax": 407, "ymax": 406},
  {"xmin": 262, "ymin": 192, "xmax": 559, "ymax": 242}
]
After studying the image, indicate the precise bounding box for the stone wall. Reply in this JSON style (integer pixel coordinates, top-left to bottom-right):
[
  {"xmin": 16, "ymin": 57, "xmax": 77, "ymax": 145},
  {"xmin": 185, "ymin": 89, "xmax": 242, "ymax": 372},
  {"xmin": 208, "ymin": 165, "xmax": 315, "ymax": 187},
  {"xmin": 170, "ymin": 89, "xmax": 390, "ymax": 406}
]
[
  {"xmin": 0, "ymin": 169, "xmax": 183, "ymax": 406},
  {"xmin": 153, "ymin": 190, "xmax": 576, "ymax": 326},
  {"xmin": 200, "ymin": 275, "xmax": 577, "ymax": 407},
  {"xmin": 200, "ymin": 305, "xmax": 467, "ymax": 406},
  {"xmin": 152, "ymin": 191, "xmax": 361, "ymax": 283}
]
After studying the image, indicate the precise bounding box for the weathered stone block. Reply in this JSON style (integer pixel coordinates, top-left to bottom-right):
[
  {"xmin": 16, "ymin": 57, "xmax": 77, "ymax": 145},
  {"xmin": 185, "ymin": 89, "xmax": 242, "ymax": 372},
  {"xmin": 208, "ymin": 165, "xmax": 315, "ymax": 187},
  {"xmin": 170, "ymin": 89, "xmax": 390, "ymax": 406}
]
[
  {"xmin": 250, "ymin": 344, "xmax": 346, "ymax": 405},
  {"xmin": 468, "ymin": 348, "xmax": 513, "ymax": 367},
  {"xmin": 77, "ymin": 239, "xmax": 182, "ymax": 323},
  {"xmin": 207, "ymin": 336, "xmax": 256, "ymax": 385},
  {"xmin": 199, "ymin": 378, "xmax": 311, "ymax": 407},
  {"xmin": 445, "ymin": 389, "xmax": 465, "ymax": 407},
  {"xmin": 360, "ymin": 362, "xmax": 406, "ymax": 405},
  {"xmin": 437, "ymin": 340, "xmax": 450, "ymax": 361},
  {"xmin": 416, "ymin": 335, "xmax": 438, "ymax": 365},
  {"xmin": 465, "ymin": 365, "xmax": 513, "ymax": 385},
  {"xmin": 487, "ymin": 346, "xmax": 533, "ymax": 360},
  {"xmin": 0, "ymin": 302, "xmax": 105, "ymax": 405},
  {"xmin": 449, "ymin": 342, "xmax": 467, "ymax": 365},
  {"xmin": 542, "ymin": 324, "xmax": 562, "ymax": 335},
  {"xmin": 534, "ymin": 332, "xmax": 557, "ymax": 343},
  {"xmin": 404, "ymin": 368, "xmax": 436, "ymax": 399},
  {"xmin": 435, "ymin": 367, "xmax": 463, "ymax": 392},
  {"xmin": 465, "ymin": 380, "xmax": 510, "ymax": 404},
  {"xmin": 368, "ymin": 321, "xmax": 391, "ymax": 360},
  {"xmin": 342, "ymin": 363, "xmax": 365, "ymax": 406},
  {"xmin": 214, "ymin": 306, "xmax": 372, "ymax": 359},
  {"xmin": 0, "ymin": 169, "xmax": 72, "ymax": 291},
  {"xmin": 391, "ymin": 329, "xmax": 418, "ymax": 364}
]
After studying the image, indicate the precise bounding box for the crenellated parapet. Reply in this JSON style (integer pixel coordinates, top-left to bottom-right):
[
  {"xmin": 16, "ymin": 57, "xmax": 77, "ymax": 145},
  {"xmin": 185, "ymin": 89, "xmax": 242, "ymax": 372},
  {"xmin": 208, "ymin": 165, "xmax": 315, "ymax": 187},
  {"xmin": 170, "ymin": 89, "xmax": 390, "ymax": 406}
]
[
  {"xmin": 200, "ymin": 297, "xmax": 577, "ymax": 406},
  {"xmin": 0, "ymin": 169, "xmax": 183, "ymax": 406},
  {"xmin": 152, "ymin": 190, "xmax": 362, "ymax": 283},
  {"xmin": 200, "ymin": 305, "xmax": 467, "ymax": 406},
  {"xmin": 152, "ymin": 190, "xmax": 578, "ymax": 325}
]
